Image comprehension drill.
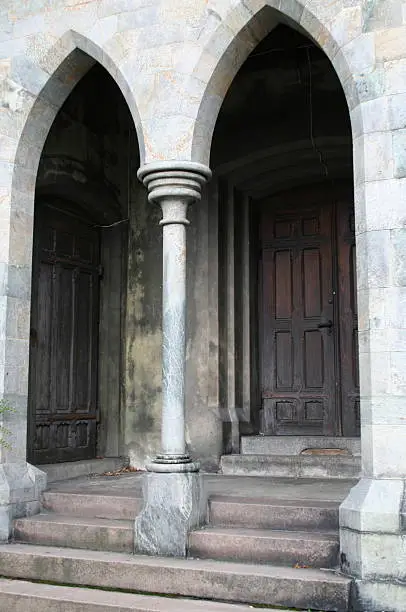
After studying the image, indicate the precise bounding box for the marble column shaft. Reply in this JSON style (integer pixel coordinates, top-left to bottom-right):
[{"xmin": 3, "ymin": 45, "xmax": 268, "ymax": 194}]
[{"xmin": 137, "ymin": 161, "xmax": 211, "ymax": 472}]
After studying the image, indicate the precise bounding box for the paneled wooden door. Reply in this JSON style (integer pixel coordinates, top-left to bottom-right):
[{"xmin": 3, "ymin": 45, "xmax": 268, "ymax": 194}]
[
  {"xmin": 259, "ymin": 190, "xmax": 359, "ymax": 436},
  {"xmin": 28, "ymin": 203, "xmax": 101, "ymax": 464}
]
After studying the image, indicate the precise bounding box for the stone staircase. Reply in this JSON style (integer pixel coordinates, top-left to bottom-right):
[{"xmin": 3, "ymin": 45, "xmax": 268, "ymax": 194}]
[
  {"xmin": 0, "ymin": 470, "xmax": 353, "ymax": 611},
  {"xmin": 222, "ymin": 435, "xmax": 361, "ymax": 479}
]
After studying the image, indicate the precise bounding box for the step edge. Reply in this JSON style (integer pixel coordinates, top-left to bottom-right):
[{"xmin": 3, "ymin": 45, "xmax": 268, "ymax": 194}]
[{"xmin": 0, "ymin": 543, "xmax": 352, "ymax": 583}]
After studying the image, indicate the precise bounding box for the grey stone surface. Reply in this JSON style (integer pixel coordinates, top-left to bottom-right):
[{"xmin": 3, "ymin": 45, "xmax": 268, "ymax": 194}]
[
  {"xmin": 209, "ymin": 496, "xmax": 340, "ymax": 531},
  {"xmin": 134, "ymin": 471, "xmax": 206, "ymax": 557},
  {"xmin": 41, "ymin": 458, "xmax": 127, "ymax": 483},
  {"xmin": 241, "ymin": 436, "xmax": 361, "ymax": 456},
  {"xmin": 42, "ymin": 490, "xmax": 143, "ymax": 521},
  {"xmin": 0, "ymin": 543, "xmax": 352, "ymax": 611},
  {"xmin": 0, "ymin": 578, "xmax": 281, "ymax": 612},
  {"xmin": 221, "ymin": 454, "xmax": 361, "ymax": 479},
  {"xmin": 353, "ymin": 578, "xmax": 406, "ymax": 612},
  {"xmin": 0, "ymin": 462, "xmax": 46, "ymax": 541},
  {"xmin": 189, "ymin": 526, "xmax": 339, "ymax": 568},
  {"xmin": 14, "ymin": 514, "xmax": 133, "ymax": 553}
]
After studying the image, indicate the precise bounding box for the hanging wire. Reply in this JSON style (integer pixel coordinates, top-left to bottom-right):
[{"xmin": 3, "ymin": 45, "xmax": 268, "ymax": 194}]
[{"xmin": 306, "ymin": 46, "xmax": 329, "ymax": 179}]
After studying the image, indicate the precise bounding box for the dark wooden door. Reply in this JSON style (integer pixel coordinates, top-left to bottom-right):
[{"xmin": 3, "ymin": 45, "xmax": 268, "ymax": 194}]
[
  {"xmin": 28, "ymin": 203, "xmax": 100, "ymax": 464},
  {"xmin": 259, "ymin": 188, "xmax": 359, "ymax": 436}
]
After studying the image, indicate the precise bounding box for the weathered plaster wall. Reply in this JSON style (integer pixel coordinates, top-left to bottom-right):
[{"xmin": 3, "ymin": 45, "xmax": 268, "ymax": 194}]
[{"xmin": 124, "ymin": 172, "xmax": 162, "ymax": 467}]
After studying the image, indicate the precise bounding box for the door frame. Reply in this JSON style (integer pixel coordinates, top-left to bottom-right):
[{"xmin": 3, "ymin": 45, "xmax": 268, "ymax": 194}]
[{"xmin": 252, "ymin": 180, "xmax": 359, "ymax": 437}]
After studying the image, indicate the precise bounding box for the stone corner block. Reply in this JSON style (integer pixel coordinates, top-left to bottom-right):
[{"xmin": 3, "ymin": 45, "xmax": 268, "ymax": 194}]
[
  {"xmin": 0, "ymin": 461, "xmax": 47, "ymax": 542},
  {"xmin": 134, "ymin": 471, "xmax": 206, "ymax": 557},
  {"xmin": 339, "ymin": 477, "xmax": 403, "ymax": 533}
]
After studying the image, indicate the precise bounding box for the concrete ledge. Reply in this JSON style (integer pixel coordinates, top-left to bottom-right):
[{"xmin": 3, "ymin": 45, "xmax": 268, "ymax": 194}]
[
  {"xmin": 0, "ymin": 578, "xmax": 280, "ymax": 612},
  {"xmin": 39, "ymin": 457, "xmax": 127, "ymax": 483},
  {"xmin": 241, "ymin": 436, "xmax": 361, "ymax": 456},
  {"xmin": 221, "ymin": 454, "xmax": 361, "ymax": 479},
  {"xmin": 0, "ymin": 543, "xmax": 352, "ymax": 610}
]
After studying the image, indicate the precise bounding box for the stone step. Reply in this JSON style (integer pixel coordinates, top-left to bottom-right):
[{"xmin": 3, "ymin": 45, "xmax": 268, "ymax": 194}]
[
  {"xmin": 209, "ymin": 495, "xmax": 339, "ymax": 530},
  {"xmin": 189, "ymin": 526, "xmax": 339, "ymax": 568},
  {"xmin": 221, "ymin": 454, "xmax": 361, "ymax": 479},
  {"xmin": 0, "ymin": 544, "xmax": 351, "ymax": 611},
  {"xmin": 42, "ymin": 490, "xmax": 142, "ymax": 520},
  {"xmin": 0, "ymin": 578, "xmax": 275, "ymax": 612},
  {"xmin": 241, "ymin": 436, "xmax": 361, "ymax": 456},
  {"xmin": 13, "ymin": 514, "xmax": 133, "ymax": 553},
  {"xmin": 40, "ymin": 457, "xmax": 126, "ymax": 483}
]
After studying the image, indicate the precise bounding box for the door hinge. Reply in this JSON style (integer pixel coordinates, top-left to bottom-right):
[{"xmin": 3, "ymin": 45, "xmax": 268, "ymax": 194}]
[{"xmin": 98, "ymin": 264, "xmax": 104, "ymax": 279}]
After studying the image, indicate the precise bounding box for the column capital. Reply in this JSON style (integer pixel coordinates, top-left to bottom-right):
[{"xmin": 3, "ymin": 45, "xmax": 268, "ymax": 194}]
[{"xmin": 137, "ymin": 161, "xmax": 212, "ymax": 206}]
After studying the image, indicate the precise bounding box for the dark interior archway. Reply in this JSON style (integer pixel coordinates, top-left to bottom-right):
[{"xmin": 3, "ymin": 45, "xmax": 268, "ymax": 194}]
[
  {"xmin": 210, "ymin": 24, "xmax": 358, "ymax": 450},
  {"xmin": 28, "ymin": 64, "xmax": 139, "ymax": 464}
]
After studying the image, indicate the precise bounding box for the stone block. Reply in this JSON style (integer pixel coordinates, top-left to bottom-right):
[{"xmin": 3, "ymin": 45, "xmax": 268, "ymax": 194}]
[
  {"xmin": 117, "ymin": 6, "xmax": 158, "ymax": 31},
  {"xmin": 358, "ymin": 350, "xmax": 391, "ymax": 396},
  {"xmin": 340, "ymin": 478, "xmax": 403, "ymax": 533},
  {"xmin": 354, "ymin": 579, "xmax": 406, "ymax": 612},
  {"xmin": 134, "ymin": 471, "xmax": 206, "ymax": 556},
  {"xmin": 389, "ymin": 92, "xmax": 406, "ymax": 129},
  {"xmin": 362, "ymin": 0, "xmax": 403, "ymax": 31},
  {"xmin": 376, "ymin": 26, "xmax": 406, "ymax": 61},
  {"xmin": 330, "ymin": 6, "xmax": 362, "ymax": 48},
  {"xmin": 356, "ymin": 229, "xmax": 390, "ymax": 290},
  {"xmin": 391, "ymin": 228, "xmax": 406, "ymax": 285},
  {"xmin": 358, "ymin": 96, "xmax": 389, "ymax": 134},
  {"xmin": 385, "ymin": 57, "xmax": 406, "ymax": 95},
  {"xmin": 364, "ymin": 131, "xmax": 394, "ymax": 181},
  {"xmin": 363, "ymin": 178, "xmax": 406, "ymax": 232},
  {"xmin": 10, "ymin": 56, "xmax": 49, "ymax": 99},
  {"xmin": 352, "ymin": 66, "xmax": 386, "ymax": 106},
  {"xmin": 362, "ymin": 423, "xmax": 406, "ymax": 478},
  {"xmin": 342, "ymin": 32, "xmax": 376, "ymax": 75},
  {"xmin": 393, "ymin": 128, "xmax": 406, "ymax": 178},
  {"xmin": 342, "ymin": 528, "xmax": 406, "ymax": 580},
  {"xmin": 0, "ymin": 461, "xmax": 46, "ymax": 541}
]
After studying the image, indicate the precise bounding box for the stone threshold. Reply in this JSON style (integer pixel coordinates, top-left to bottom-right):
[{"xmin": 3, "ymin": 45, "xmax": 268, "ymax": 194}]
[{"xmin": 38, "ymin": 457, "xmax": 128, "ymax": 483}]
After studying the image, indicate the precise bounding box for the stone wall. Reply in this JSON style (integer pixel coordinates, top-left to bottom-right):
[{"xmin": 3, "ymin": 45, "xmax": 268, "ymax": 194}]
[{"xmin": 1, "ymin": 0, "xmax": 406, "ymax": 608}]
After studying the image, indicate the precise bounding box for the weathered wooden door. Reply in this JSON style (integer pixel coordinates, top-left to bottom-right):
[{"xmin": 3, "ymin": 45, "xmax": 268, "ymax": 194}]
[
  {"xmin": 259, "ymin": 188, "xmax": 359, "ymax": 436},
  {"xmin": 28, "ymin": 203, "xmax": 100, "ymax": 464}
]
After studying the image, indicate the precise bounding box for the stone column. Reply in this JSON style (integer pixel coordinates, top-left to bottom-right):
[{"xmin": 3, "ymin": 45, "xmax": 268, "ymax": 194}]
[
  {"xmin": 339, "ymin": 97, "xmax": 406, "ymax": 609},
  {"xmin": 134, "ymin": 161, "xmax": 211, "ymax": 557}
]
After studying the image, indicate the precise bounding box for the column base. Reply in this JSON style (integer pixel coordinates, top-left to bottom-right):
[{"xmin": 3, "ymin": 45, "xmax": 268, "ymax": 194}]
[
  {"xmin": 0, "ymin": 461, "xmax": 47, "ymax": 541},
  {"xmin": 340, "ymin": 477, "xmax": 406, "ymax": 611},
  {"xmin": 146, "ymin": 457, "xmax": 200, "ymax": 473},
  {"xmin": 134, "ymin": 471, "xmax": 206, "ymax": 557}
]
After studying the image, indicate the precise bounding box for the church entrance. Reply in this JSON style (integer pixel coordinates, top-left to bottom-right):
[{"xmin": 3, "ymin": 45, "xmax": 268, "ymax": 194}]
[
  {"xmin": 258, "ymin": 185, "xmax": 359, "ymax": 437},
  {"xmin": 28, "ymin": 202, "xmax": 101, "ymax": 464}
]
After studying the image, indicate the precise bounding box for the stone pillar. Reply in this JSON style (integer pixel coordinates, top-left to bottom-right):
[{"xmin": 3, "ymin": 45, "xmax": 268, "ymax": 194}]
[
  {"xmin": 340, "ymin": 110, "xmax": 406, "ymax": 609},
  {"xmin": 134, "ymin": 161, "xmax": 211, "ymax": 557}
]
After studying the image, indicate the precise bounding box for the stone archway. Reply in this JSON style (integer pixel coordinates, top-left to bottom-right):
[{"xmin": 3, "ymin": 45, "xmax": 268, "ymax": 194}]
[
  {"xmin": 182, "ymin": 3, "xmax": 405, "ymax": 608},
  {"xmin": 0, "ymin": 32, "xmax": 143, "ymax": 538}
]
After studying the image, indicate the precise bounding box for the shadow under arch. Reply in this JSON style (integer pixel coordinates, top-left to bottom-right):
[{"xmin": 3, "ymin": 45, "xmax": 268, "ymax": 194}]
[
  {"xmin": 8, "ymin": 28, "xmax": 144, "ymax": 275},
  {"xmin": 10, "ymin": 29, "xmax": 144, "ymax": 202},
  {"xmin": 191, "ymin": 1, "xmax": 361, "ymax": 165}
]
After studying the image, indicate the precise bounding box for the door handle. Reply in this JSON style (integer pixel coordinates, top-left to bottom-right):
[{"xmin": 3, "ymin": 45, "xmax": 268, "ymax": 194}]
[{"xmin": 317, "ymin": 320, "xmax": 333, "ymax": 330}]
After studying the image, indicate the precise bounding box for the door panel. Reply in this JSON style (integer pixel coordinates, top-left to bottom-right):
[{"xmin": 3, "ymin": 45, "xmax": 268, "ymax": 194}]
[
  {"xmin": 259, "ymin": 189, "xmax": 359, "ymax": 437},
  {"xmin": 260, "ymin": 199, "xmax": 336, "ymax": 435},
  {"xmin": 28, "ymin": 204, "xmax": 100, "ymax": 464}
]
